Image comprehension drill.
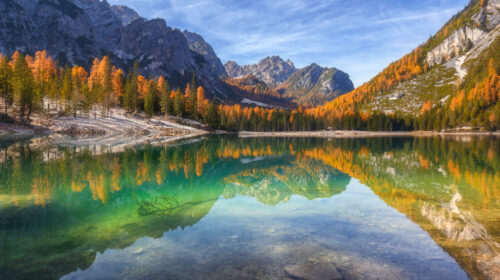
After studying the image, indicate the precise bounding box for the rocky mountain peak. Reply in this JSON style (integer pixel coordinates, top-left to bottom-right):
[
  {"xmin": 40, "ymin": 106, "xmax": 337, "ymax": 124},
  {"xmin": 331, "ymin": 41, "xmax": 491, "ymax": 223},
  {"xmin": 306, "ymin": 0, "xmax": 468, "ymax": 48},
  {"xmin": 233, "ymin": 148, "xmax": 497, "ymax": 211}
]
[
  {"xmin": 224, "ymin": 55, "xmax": 297, "ymax": 86},
  {"xmin": 277, "ymin": 63, "xmax": 354, "ymax": 106},
  {"xmin": 183, "ymin": 30, "xmax": 226, "ymax": 77},
  {"xmin": 426, "ymin": 0, "xmax": 500, "ymax": 68},
  {"xmin": 74, "ymin": 0, "xmax": 122, "ymax": 50},
  {"xmin": 111, "ymin": 4, "xmax": 141, "ymax": 26}
]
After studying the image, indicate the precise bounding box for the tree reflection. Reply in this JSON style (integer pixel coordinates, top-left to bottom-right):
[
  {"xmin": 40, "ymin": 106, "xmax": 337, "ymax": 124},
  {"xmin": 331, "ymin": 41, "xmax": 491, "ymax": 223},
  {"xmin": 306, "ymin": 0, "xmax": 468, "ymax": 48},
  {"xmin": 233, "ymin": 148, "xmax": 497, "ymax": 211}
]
[{"xmin": 0, "ymin": 136, "xmax": 498, "ymax": 280}]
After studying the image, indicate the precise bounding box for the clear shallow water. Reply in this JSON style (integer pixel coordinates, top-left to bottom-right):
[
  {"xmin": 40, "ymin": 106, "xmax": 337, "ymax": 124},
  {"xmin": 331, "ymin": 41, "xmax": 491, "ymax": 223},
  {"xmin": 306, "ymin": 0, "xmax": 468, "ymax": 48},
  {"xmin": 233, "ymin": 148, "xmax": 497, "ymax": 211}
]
[{"xmin": 0, "ymin": 136, "xmax": 499, "ymax": 280}]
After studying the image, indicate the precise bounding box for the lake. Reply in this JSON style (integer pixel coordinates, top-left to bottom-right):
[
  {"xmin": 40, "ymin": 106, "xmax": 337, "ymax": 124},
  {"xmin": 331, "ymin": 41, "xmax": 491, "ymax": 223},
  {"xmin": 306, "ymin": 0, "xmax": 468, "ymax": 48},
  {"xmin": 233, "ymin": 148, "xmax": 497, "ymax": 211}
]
[{"xmin": 0, "ymin": 136, "xmax": 499, "ymax": 280}]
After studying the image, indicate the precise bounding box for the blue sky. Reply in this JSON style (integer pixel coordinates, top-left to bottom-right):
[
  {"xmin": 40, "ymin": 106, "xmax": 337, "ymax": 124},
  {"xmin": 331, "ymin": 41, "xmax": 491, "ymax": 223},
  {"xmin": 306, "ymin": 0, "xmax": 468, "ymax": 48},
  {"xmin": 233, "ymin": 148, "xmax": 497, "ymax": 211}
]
[{"xmin": 108, "ymin": 0, "xmax": 469, "ymax": 86}]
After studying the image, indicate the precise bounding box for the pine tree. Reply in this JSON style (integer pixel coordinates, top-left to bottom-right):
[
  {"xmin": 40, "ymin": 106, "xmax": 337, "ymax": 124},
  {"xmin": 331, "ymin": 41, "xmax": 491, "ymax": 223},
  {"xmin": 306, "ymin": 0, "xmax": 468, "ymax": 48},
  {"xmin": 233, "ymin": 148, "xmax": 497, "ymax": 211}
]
[
  {"xmin": 196, "ymin": 86, "xmax": 206, "ymax": 119},
  {"xmin": 123, "ymin": 72, "xmax": 132, "ymax": 112},
  {"xmin": 61, "ymin": 66, "xmax": 73, "ymax": 114},
  {"xmin": 0, "ymin": 56, "xmax": 13, "ymax": 114},
  {"xmin": 144, "ymin": 81, "xmax": 156, "ymax": 118},
  {"xmin": 112, "ymin": 68, "xmax": 125, "ymax": 106},
  {"xmin": 190, "ymin": 75, "xmax": 197, "ymax": 118},
  {"xmin": 124, "ymin": 72, "xmax": 138, "ymax": 113},
  {"xmin": 158, "ymin": 76, "xmax": 170, "ymax": 116},
  {"xmin": 184, "ymin": 83, "xmax": 191, "ymax": 116},
  {"xmin": 99, "ymin": 56, "xmax": 113, "ymax": 115},
  {"xmin": 173, "ymin": 88, "xmax": 183, "ymax": 116},
  {"xmin": 11, "ymin": 53, "xmax": 35, "ymax": 122},
  {"xmin": 206, "ymin": 98, "xmax": 219, "ymax": 128}
]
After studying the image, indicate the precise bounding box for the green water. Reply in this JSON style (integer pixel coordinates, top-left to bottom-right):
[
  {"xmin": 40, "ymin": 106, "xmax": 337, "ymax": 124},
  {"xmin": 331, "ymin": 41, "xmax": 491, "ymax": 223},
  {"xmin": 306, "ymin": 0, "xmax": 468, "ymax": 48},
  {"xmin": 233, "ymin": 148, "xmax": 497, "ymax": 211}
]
[{"xmin": 0, "ymin": 136, "xmax": 499, "ymax": 280}]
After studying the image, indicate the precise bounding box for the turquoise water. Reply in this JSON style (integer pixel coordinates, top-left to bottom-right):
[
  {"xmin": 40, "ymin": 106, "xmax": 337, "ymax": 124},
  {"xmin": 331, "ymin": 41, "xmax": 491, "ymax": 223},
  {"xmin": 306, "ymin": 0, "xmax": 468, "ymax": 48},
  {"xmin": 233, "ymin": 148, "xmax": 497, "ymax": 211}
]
[{"xmin": 0, "ymin": 136, "xmax": 499, "ymax": 279}]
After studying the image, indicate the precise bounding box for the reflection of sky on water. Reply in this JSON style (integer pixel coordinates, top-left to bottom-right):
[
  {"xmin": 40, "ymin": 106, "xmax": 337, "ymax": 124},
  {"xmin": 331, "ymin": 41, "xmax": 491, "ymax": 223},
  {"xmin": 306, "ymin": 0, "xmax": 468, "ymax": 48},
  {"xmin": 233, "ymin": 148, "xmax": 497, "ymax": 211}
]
[{"xmin": 63, "ymin": 179, "xmax": 467, "ymax": 280}]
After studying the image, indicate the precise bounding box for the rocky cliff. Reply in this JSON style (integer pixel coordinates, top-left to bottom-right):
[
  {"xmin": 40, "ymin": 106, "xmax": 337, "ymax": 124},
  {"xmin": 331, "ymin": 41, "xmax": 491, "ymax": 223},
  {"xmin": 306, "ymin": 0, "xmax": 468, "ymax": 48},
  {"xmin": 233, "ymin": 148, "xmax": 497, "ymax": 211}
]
[
  {"xmin": 111, "ymin": 4, "xmax": 141, "ymax": 26},
  {"xmin": 0, "ymin": 0, "xmax": 230, "ymax": 100},
  {"xmin": 183, "ymin": 30, "xmax": 226, "ymax": 77},
  {"xmin": 425, "ymin": 27, "xmax": 486, "ymax": 67},
  {"xmin": 426, "ymin": 0, "xmax": 500, "ymax": 67},
  {"xmin": 277, "ymin": 64, "xmax": 354, "ymax": 106}
]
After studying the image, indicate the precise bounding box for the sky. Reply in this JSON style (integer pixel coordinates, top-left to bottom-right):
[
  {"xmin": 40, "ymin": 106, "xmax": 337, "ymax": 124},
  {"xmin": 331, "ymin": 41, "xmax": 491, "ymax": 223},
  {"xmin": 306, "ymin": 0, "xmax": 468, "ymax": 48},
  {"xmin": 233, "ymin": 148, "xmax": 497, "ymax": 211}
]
[{"xmin": 107, "ymin": 0, "xmax": 470, "ymax": 86}]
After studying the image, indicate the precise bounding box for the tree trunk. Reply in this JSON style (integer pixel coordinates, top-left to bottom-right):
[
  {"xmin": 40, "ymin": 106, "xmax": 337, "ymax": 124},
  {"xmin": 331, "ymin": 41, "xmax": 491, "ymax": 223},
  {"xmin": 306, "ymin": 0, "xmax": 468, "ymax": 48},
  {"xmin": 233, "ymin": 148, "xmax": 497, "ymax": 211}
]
[{"xmin": 26, "ymin": 107, "xmax": 31, "ymax": 122}]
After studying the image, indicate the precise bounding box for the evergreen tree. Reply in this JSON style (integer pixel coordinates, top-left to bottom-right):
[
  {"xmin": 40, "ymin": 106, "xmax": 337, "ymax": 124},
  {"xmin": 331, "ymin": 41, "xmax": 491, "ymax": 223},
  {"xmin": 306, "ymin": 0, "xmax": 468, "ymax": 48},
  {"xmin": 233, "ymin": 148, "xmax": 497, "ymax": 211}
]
[
  {"xmin": 61, "ymin": 66, "xmax": 73, "ymax": 114},
  {"xmin": 144, "ymin": 80, "xmax": 157, "ymax": 117},
  {"xmin": 0, "ymin": 56, "xmax": 13, "ymax": 114},
  {"xmin": 196, "ymin": 86, "xmax": 206, "ymax": 119},
  {"xmin": 11, "ymin": 53, "xmax": 35, "ymax": 121},
  {"xmin": 159, "ymin": 77, "xmax": 170, "ymax": 116},
  {"xmin": 100, "ymin": 56, "xmax": 113, "ymax": 115},
  {"xmin": 190, "ymin": 74, "xmax": 197, "ymax": 119},
  {"xmin": 173, "ymin": 88, "xmax": 183, "ymax": 116},
  {"xmin": 124, "ymin": 72, "xmax": 138, "ymax": 113},
  {"xmin": 206, "ymin": 98, "xmax": 219, "ymax": 128}
]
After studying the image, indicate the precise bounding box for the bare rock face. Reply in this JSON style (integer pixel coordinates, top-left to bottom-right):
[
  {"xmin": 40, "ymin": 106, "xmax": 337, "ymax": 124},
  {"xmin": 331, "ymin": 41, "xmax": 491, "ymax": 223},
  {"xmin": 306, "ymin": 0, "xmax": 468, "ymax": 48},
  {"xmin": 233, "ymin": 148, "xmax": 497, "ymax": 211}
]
[
  {"xmin": 0, "ymin": 0, "xmax": 39, "ymax": 54},
  {"xmin": 74, "ymin": 0, "xmax": 122, "ymax": 50},
  {"xmin": 426, "ymin": 0, "xmax": 500, "ymax": 68},
  {"xmin": 32, "ymin": 0, "xmax": 102, "ymax": 66},
  {"xmin": 279, "ymin": 64, "xmax": 354, "ymax": 106},
  {"xmin": 118, "ymin": 18, "xmax": 194, "ymax": 74},
  {"xmin": 183, "ymin": 30, "xmax": 226, "ymax": 77},
  {"xmin": 472, "ymin": 0, "xmax": 500, "ymax": 30},
  {"xmin": 110, "ymin": 4, "xmax": 141, "ymax": 26},
  {"xmin": 426, "ymin": 27, "xmax": 486, "ymax": 67},
  {"xmin": 225, "ymin": 56, "xmax": 297, "ymax": 86}
]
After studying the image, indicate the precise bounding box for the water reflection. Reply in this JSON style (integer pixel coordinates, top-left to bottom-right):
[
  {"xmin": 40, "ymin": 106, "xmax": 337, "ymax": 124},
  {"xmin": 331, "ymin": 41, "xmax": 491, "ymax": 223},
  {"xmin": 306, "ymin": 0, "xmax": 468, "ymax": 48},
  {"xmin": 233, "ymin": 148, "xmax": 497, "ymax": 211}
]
[{"xmin": 0, "ymin": 136, "xmax": 498, "ymax": 279}]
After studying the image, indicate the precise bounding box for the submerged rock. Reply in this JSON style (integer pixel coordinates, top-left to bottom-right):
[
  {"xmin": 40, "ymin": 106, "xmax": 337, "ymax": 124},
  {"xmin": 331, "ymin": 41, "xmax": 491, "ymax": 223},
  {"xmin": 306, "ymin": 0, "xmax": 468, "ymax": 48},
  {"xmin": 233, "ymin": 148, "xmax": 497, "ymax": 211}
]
[{"xmin": 284, "ymin": 263, "xmax": 343, "ymax": 280}]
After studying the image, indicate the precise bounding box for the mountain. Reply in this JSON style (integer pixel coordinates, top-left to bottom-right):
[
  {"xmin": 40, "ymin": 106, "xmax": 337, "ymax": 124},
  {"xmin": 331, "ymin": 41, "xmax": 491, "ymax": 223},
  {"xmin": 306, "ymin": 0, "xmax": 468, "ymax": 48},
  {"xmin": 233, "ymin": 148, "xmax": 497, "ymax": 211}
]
[
  {"xmin": 313, "ymin": 0, "xmax": 500, "ymax": 129},
  {"xmin": 225, "ymin": 56, "xmax": 354, "ymax": 106},
  {"xmin": 225, "ymin": 56, "xmax": 296, "ymax": 87},
  {"xmin": 110, "ymin": 5, "xmax": 140, "ymax": 26},
  {"xmin": 277, "ymin": 64, "xmax": 354, "ymax": 106},
  {"xmin": 223, "ymin": 75, "xmax": 297, "ymax": 109},
  {"xmin": 0, "ymin": 0, "xmax": 230, "ymax": 100},
  {"xmin": 183, "ymin": 30, "xmax": 227, "ymax": 77}
]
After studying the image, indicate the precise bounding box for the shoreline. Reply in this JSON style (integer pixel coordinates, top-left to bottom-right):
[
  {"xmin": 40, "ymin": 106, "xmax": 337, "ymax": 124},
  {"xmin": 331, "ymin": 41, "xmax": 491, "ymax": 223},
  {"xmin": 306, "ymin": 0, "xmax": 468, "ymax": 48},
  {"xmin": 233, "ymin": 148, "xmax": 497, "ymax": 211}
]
[
  {"xmin": 238, "ymin": 130, "xmax": 500, "ymax": 138},
  {"xmin": 0, "ymin": 108, "xmax": 210, "ymax": 149},
  {"xmin": 3, "ymin": 116, "xmax": 500, "ymax": 147}
]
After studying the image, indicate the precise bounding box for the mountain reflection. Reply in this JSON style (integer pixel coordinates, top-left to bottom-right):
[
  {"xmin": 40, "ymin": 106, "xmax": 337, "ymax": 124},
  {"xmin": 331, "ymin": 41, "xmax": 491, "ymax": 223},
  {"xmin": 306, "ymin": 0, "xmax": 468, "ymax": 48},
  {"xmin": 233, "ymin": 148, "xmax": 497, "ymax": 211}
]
[
  {"xmin": 0, "ymin": 136, "xmax": 499, "ymax": 280},
  {"xmin": 295, "ymin": 137, "xmax": 500, "ymax": 280}
]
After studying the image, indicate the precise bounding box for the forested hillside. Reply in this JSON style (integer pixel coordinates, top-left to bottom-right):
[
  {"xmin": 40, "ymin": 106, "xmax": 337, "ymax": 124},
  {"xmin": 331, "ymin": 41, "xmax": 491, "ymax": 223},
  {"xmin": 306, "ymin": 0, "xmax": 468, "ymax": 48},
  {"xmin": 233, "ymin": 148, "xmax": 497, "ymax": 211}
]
[{"xmin": 307, "ymin": 0, "xmax": 500, "ymax": 130}]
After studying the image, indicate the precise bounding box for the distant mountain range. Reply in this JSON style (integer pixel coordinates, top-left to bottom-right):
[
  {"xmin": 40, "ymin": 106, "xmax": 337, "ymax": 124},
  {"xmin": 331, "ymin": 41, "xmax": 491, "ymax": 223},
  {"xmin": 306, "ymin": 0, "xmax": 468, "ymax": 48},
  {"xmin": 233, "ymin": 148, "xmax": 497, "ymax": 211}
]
[{"xmin": 225, "ymin": 56, "xmax": 354, "ymax": 106}]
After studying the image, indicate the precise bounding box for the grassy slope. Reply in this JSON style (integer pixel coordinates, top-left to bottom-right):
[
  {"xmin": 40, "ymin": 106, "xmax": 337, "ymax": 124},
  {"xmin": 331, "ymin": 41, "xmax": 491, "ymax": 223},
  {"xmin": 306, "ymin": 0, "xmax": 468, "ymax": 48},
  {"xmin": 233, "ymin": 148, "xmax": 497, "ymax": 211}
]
[{"xmin": 362, "ymin": 65, "xmax": 457, "ymax": 115}]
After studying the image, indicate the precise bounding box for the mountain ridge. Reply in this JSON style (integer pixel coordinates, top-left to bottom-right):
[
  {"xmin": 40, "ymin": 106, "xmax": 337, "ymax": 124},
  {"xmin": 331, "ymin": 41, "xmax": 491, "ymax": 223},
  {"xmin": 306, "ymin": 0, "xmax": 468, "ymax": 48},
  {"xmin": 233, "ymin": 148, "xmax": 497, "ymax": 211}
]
[
  {"xmin": 225, "ymin": 56, "xmax": 296, "ymax": 86},
  {"xmin": 277, "ymin": 64, "xmax": 354, "ymax": 106},
  {"xmin": 225, "ymin": 57, "xmax": 354, "ymax": 106}
]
